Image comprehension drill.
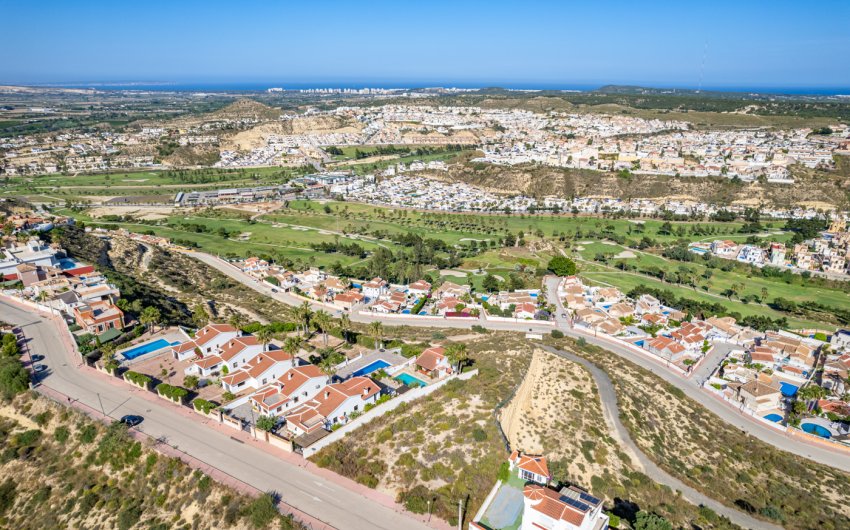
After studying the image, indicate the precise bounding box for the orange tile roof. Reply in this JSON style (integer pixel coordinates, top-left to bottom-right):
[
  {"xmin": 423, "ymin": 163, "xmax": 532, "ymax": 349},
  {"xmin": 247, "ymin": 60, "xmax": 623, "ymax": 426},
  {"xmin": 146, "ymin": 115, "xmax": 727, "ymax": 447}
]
[{"xmin": 416, "ymin": 347, "xmax": 446, "ymax": 371}]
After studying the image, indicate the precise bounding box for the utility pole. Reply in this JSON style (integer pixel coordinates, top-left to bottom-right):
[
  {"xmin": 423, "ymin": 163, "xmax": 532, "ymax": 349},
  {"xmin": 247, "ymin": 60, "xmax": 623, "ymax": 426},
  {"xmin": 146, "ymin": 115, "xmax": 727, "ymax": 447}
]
[{"xmin": 457, "ymin": 499, "xmax": 462, "ymax": 530}]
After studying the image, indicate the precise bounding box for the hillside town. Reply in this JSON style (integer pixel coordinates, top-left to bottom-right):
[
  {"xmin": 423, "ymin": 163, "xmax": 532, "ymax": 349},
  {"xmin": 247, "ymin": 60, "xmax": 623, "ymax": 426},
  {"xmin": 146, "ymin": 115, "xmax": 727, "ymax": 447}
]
[{"xmin": 4, "ymin": 103, "xmax": 849, "ymax": 181}]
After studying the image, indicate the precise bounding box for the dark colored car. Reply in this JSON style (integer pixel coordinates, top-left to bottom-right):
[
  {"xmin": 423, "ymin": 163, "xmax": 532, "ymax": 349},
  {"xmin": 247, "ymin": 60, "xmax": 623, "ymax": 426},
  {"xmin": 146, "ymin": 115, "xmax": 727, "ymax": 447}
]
[{"xmin": 119, "ymin": 415, "xmax": 144, "ymax": 427}]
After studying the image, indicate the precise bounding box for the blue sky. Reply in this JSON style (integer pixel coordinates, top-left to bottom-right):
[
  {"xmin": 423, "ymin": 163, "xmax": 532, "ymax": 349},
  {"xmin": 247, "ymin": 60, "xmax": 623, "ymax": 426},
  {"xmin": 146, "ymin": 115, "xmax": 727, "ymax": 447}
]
[{"xmin": 3, "ymin": 0, "xmax": 849, "ymax": 90}]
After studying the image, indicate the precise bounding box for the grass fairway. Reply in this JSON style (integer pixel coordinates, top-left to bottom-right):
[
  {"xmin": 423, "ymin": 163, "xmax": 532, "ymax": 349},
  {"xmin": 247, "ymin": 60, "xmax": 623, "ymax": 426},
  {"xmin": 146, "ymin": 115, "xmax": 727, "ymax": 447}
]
[
  {"xmin": 576, "ymin": 241, "xmax": 850, "ymax": 311},
  {"xmin": 278, "ymin": 200, "xmax": 780, "ymax": 244},
  {"xmin": 581, "ymin": 270, "xmax": 829, "ymax": 330}
]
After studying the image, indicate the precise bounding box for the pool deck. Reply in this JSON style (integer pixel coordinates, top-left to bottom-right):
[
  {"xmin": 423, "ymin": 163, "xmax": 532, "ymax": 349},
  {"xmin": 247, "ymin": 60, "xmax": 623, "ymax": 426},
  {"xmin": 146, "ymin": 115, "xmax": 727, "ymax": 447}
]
[
  {"xmin": 335, "ymin": 348, "xmax": 411, "ymax": 380},
  {"xmin": 118, "ymin": 327, "xmax": 191, "ymax": 365}
]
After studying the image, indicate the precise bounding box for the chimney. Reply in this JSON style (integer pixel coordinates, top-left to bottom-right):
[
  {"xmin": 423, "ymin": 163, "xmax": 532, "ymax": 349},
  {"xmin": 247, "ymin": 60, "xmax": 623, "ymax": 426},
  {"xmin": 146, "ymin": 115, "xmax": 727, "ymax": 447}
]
[
  {"xmin": 324, "ymin": 391, "xmax": 330, "ymax": 399},
  {"xmin": 288, "ymin": 372, "xmax": 293, "ymax": 380}
]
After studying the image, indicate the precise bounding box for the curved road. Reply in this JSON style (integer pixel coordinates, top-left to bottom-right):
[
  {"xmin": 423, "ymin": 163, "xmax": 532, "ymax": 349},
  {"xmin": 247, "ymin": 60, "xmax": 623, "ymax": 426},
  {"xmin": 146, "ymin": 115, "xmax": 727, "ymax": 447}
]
[
  {"xmin": 195, "ymin": 250, "xmax": 850, "ymax": 474},
  {"xmin": 0, "ymin": 298, "xmax": 434, "ymax": 530},
  {"xmin": 540, "ymin": 344, "xmax": 781, "ymax": 530}
]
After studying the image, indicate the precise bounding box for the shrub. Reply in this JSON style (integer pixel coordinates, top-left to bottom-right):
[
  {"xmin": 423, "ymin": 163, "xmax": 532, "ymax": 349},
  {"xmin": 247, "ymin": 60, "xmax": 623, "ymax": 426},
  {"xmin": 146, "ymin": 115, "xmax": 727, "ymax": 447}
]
[
  {"xmin": 193, "ymin": 398, "xmax": 217, "ymax": 414},
  {"xmin": 245, "ymin": 492, "xmax": 279, "ymax": 529},
  {"xmin": 551, "ymin": 329, "xmax": 564, "ymax": 339},
  {"xmin": 0, "ymin": 479, "xmax": 17, "ymax": 515},
  {"xmin": 471, "ymin": 428, "xmax": 487, "ymax": 442},
  {"xmin": 155, "ymin": 383, "xmax": 188, "ymax": 402},
  {"xmin": 124, "ymin": 371, "xmax": 152, "ymax": 388},
  {"xmin": 471, "ymin": 324, "xmax": 489, "ymax": 334},
  {"xmin": 78, "ymin": 424, "xmax": 98, "ymax": 444},
  {"xmin": 54, "ymin": 426, "xmax": 70, "ymax": 443},
  {"xmin": 0, "ymin": 357, "xmax": 29, "ymax": 400},
  {"xmin": 183, "ymin": 374, "xmax": 200, "ymax": 389}
]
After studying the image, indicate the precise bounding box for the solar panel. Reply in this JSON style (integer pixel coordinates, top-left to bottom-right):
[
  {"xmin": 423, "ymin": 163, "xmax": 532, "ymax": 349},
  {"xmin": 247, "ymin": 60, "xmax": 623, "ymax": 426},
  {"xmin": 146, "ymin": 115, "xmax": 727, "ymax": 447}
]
[
  {"xmin": 560, "ymin": 494, "xmax": 590, "ymax": 513},
  {"xmin": 578, "ymin": 491, "xmax": 601, "ymax": 506}
]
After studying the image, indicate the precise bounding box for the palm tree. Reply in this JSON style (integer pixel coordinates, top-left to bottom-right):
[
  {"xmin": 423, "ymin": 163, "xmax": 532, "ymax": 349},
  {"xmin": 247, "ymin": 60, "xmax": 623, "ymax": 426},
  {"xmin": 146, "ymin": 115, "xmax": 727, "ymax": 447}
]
[
  {"xmin": 283, "ymin": 336, "xmax": 302, "ymax": 358},
  {"xmin": 296, "ymin": 301, "xmax": 313, "ymax": 337},
  {"xmin": 312, "ymin": 310, "xmax": 332, "ymax": 347},
  {"xmin": 445, "ymin": 343, "xmax": 469, "ymax": 374},
  {"xmin": 256, "ymin": 326, "xmax": 273, "ymax": 352},
  {"xmin": 319, "ymin": 356, "xmax": 338, "ymax": 381},
  {"xmin": 229, "ymin": 312, "xmax": 246, "ymax": 330},
  {"xmin": 368, "ymin": 321, "xmax": 384, "ymax": 351},
  {"xmin": 140, "ymin": 306, "xmax": 161, "ymax": 333},
  {"xmin": 338, "ymin": 313, "xmax": 352, "ymax": 344}
]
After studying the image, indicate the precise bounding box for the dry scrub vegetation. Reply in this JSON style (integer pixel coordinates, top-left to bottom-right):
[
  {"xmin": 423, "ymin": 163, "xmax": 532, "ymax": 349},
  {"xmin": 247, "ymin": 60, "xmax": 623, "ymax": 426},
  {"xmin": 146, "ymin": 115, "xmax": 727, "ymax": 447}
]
[
  {"xmin": 313, "ymin": 333, "xmax": 739, "ymax": 529},
  {"xmin": 547, "ymin": 335, "xmax": 850, "ymax": 530},
  {"xmin": 0, "ymin": 392, "xmax": 304, "ymax": 530}
]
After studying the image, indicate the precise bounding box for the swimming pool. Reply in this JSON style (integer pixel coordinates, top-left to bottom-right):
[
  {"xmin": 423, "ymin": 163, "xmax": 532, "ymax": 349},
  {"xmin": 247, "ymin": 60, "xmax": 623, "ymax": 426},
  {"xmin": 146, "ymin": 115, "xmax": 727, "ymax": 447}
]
[
  {"xmin": 351, "ymin": 359, "xmax": 391, "ymax": 378},
  {"xmin": 121, "ymin": 338, "xmax": 179, "ymax": 360},
  {"xmin": 763, "ymin": 413, "xmax": 783, "ymax": 423},
  {"xmin": 395, "ymin": 373, "xmax": 427, "ymax": 388},
  {"xmin": 801, "ymin": 423, "xmax": 831, "ymax": 439},
  {"xmin": 779, "ymin": 382, "xmax": 799, "ymax": 397}
]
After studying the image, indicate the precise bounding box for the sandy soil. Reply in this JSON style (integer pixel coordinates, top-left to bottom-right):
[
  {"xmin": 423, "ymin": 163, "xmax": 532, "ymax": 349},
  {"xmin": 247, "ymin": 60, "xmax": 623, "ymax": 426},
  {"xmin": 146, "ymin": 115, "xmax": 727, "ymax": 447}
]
[{"xmin": 499, "ymin": 348, "xmax": 629, "ymax": 480}]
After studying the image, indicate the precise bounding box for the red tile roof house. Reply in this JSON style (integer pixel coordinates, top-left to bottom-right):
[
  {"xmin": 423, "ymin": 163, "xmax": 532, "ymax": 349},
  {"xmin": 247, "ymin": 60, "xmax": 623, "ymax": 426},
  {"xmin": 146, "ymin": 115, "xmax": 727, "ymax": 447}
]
[
  {"xmin": 407, "ymin": 279, "xmax": 431, "ymax": 298},
  {"xmin": 645, "ymin": 336, "xmax": 687, "ymax": 362},
  {"xmin": 514, "ymin": 302, "xmax": 538, "ymax": 320},
  {"xmin": 436, "ymin": 297, "xmax": 464, "ymax": 315},
  {"xmin": 220, "ymin": 350, "xmax": 296, "ymax": 394},
  {"xmin": 170, "ymin": 323, "xmax": 241, "ymax": 362},
  {"xmin": 509, "ymin": 451, "xmax": 551, "ymax": 485},
  {"xmin": 218, "ymin": 336, "xmax": 265, "ymax": 372},
  {"xmin": 333, "ymin": 291, "xmax": 365, "ymax": 311},
  {"xmin": 283, "ymin": 376, "xmax": 380, "ymax": 437},
  {"xmin": 415, "ymin": 346, "xmax": 453, "ymax": 379},
  {"xmin": 362, "ymin": 277, "xmax": 388, "ymax": 300},
  {"xmin": 521, "ymin": 484, "xmax": 609, "ymax": 530},
  {"xmin": 248, "ymin": 364, "xmax": 329, "ymax": 417}
]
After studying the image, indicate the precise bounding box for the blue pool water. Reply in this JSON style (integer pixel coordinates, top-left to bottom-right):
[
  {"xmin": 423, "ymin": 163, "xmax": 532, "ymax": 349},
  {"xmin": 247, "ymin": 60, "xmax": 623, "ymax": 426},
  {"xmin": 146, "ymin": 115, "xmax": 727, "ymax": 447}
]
[
  {"xmin": 395, "ymin": 373, "xmax": 427, "ymax": 387},
  {"xmin": 779, "ymin": 382, "xmax": 799, "ymax": 397},
  {"xmin": 634, "ymin": 340, "xmax": 645, "ymax": 347},
  {"xmin": 763, "ymin": 413, "xmax": 783, "ymax": 423},
  {"xmin": 801, "ymin": 423, "xmax": 831, "ymax": 439},
  {"xmin": 402, "ymin": 309, "xmax": 411, "ymax": 314},
  {"xmin": 121, "ymin": 339, "xmax": 179, "ymax": 360},
  {"xmin": 351, "ymin": 360, "xmax": 391, "ymax": 378},
  {"xmin": 58, "ymin": 258, "xmax": 80, "ymax": 270}
]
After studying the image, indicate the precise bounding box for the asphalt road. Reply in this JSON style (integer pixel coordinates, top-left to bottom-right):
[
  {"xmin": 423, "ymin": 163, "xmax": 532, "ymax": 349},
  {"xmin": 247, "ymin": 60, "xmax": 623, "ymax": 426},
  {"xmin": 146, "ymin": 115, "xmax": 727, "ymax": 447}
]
[
  {"xmin": 540, "ymin": 275, "xmax": 850, "ymax": 473},
  {"xmin": 0, "ymin": 298, "xmax": 432, "ymax": 530},
  {"xmin": 196, "ymin": 253, "xmax": 850, "ymax": 472},
  {"xmin": 540, "ymin": 344, "xmax": 781, "ymax": 530}
]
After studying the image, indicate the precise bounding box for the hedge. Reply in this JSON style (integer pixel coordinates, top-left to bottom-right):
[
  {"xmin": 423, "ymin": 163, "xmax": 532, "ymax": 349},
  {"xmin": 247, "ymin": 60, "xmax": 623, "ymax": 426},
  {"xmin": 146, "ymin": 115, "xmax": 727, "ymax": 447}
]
[
  {"xmin": 156, "ymin": 383, "xmax": 189, "ymax": 402},
  {"xmin": 124, "ymin": 371, "xmax": 152, "ymax": 388},
  {"xmin": 193, "ymin": 398, "xmax": 217, "ymax": 414}
]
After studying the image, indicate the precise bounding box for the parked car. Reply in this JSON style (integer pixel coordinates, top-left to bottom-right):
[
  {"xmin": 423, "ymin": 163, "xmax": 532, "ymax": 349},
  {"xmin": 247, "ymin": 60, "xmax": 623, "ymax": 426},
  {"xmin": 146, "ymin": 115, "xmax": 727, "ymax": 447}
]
[
  {"xmin": 119, "ymin": 415, "xmax": 144, "ymax": 427},
  {"xmin": 33, "ymin": 364, "xmax": 47, "ymax": 373}
]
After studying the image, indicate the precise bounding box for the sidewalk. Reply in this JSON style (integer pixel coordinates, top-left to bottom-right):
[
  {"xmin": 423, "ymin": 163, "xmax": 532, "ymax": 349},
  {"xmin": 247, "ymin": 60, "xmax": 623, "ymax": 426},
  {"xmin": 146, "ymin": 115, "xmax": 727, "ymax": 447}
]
[{"xmin": 5, "ymin": 294, "xmax": 452, "ymax": 530}]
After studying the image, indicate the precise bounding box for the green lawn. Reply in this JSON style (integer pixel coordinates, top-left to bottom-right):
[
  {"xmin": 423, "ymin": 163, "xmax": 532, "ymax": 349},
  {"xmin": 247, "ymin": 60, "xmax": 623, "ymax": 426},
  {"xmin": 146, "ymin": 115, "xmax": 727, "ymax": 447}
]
[{"xmin": 580, "ymin": 269, "xmax": 832, "ymax": 330}]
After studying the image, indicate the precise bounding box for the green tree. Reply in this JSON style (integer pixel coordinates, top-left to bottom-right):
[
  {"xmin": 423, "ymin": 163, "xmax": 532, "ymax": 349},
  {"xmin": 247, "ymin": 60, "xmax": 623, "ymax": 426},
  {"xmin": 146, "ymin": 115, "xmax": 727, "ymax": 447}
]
[
  {"xmin": 256, "ymin": 327, "xmax": 273, "ymax": 351},
  {"xmin": 445, "ymin": 343, "xmax": 469, "ymax": 373},
  {"xmin": 295, "ymin": 301, "xmax": 313, "ymax": 337},
  {"xmin": 482, "ymin": 273, "xmax": 500, "ymax": 292},
  {"xmin": 312, "ymin": 310, "xmax": 332, "ymax": 347},
  {"xmin": 547, "ymin": 256, "xmax": 577, "ymax": 277},
  {"xmin": 0, "ymin": 357, "xmax": 29, "ymax": 400},
  {"xmin": 255, "ymin": 415, "xmax": 277, "ymax": 432},
  {"xmin": 634, "ymin": 511, "xmax": 672, "ymax": 530},
  {"xmin": 283, "ymin": 336, "xmax": 302, "ymax": 358},
  {"xmin": 368, "ymin": 321, "xmax": 384, "ymax": 350},
  {"xmin": 338, "ymin": 313, "xmax": 352, "ymax": 343},
  {"xmin": 140, "ymin": 306, "xmax": 161, "ymax": 333}
]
